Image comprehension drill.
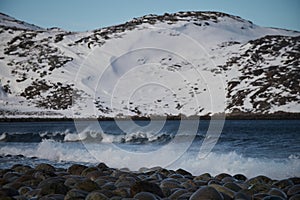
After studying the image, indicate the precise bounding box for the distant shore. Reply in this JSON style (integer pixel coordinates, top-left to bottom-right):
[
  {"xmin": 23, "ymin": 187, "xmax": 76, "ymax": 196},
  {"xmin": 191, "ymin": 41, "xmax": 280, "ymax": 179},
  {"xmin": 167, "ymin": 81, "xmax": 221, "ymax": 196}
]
[{"xmin": 0, "ymin": 112, "xmax": 300, "ymax": 122}]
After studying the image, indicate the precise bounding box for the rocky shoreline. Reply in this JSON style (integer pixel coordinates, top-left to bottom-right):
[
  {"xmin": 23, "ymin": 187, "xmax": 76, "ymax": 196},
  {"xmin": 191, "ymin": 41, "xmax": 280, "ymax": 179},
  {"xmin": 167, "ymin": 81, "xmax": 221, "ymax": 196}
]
[
  {"xmin": 1, "ymin": 112, "xmax": 300, "ymax": 122},
  {"xmin": 0, "ymin": 163, "xmax": 299, "ymax": 200}
]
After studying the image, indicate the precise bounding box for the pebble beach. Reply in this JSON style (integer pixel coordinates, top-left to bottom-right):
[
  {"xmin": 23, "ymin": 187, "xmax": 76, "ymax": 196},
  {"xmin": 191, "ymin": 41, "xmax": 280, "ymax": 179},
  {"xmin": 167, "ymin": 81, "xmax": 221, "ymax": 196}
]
[{"xmin": 0, "ymin": 162, "xmax": 300, "ymax": 200}]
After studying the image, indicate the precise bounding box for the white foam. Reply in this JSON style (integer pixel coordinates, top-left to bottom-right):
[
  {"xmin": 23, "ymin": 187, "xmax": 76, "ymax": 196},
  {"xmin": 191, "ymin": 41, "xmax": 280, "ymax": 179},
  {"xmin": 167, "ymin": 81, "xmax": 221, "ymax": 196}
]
[
  {"xmin": 172, "ymin": 151, "xmax": 300, "ymax": 179},
  {"xmin": 0, "ymin": 140, "xmax": 299, "ymax": 179},
  {"xmin": 0, "ymin": 133, "xmax": 7, "ymax": 141}
]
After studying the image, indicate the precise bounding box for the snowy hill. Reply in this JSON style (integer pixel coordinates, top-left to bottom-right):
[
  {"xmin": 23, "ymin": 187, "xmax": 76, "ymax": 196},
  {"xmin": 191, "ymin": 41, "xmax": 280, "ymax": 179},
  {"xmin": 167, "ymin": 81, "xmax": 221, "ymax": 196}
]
[{"xmin": 0, "ymin": 11, "xmax": 299, "ymax": 119}]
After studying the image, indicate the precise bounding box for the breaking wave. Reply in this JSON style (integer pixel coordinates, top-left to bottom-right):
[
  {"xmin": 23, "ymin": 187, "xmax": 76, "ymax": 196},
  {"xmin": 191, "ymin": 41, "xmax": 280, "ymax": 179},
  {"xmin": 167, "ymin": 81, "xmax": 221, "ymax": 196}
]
[{"xmin": 0, "ymin": 139, "xmax": 299, "ymax": 179}]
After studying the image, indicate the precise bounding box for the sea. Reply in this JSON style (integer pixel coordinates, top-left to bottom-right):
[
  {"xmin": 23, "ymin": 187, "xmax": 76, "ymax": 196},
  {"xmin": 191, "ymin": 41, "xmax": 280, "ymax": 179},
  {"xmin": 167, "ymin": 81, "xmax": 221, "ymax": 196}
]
[{"xmin": 0, "ymin": 119, "xmax": 299, "ymax": 179}]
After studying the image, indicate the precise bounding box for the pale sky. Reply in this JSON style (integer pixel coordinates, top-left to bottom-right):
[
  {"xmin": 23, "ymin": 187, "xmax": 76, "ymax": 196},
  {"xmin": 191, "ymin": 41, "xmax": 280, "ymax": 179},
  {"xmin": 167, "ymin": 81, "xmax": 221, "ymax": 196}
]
[{"xmin": 0, "ymin": 0, "xmax": 299, "ymax": 31}]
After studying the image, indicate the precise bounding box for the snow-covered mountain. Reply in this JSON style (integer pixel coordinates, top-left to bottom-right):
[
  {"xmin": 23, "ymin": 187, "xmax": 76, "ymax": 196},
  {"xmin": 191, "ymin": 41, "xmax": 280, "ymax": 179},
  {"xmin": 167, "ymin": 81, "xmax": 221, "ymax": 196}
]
[{"xmin": 0, "ymin": 11, "xmax": 299, "ymax": 119}]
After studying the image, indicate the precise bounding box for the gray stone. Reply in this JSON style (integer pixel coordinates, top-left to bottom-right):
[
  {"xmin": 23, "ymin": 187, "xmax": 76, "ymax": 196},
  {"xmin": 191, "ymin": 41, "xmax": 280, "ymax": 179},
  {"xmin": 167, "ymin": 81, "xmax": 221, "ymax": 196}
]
[
  {"xmin": 35, "ymin": 163, "xmax": 55, "ymax": 172},
  {"xmin": 85, "ymin": 191, "xmax": 109, "ymax": 200},
  {"xmin": 131, "ymin": 181, "xmax": 164, "ymax": 197},
  {"xmin": 134, "ymin": 192, "xmax": 159, "ymax": 200},
  {"xmin": 189, "ymin": 186, "xmax": 224, "ymax": 200},
  {"xmin": 64, "ymin": 189, "xmax": 88, "ymax": 200},
  {"xmin": 290, "ymin": 194, "xmax": 300, "ymax": 200},
  {"xmin": 288, "ymin": 184, "xmax": 300, "ymax": 196},
  {"xmin": 268, "ymin": 188, "xmax": 287, "ymax": 199},
  {"xmin": 67, "ymin": 164, "xmax": 88, "ymax": 176}
]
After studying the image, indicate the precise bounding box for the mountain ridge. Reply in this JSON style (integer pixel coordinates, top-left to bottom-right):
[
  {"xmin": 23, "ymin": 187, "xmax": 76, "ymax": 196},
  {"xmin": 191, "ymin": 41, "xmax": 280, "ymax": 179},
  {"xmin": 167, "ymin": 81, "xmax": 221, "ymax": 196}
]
[{"xmin": 0, "ymin": 11, "xmax": 299, "ymax": 119}]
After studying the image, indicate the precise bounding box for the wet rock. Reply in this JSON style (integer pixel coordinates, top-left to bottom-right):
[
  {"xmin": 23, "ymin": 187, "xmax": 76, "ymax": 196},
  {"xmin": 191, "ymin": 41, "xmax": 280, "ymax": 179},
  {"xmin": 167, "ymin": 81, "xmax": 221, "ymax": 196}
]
[
  {"xmin": 11, "ymin": 164, "xmax": 32, "ymax": 174},
  {"xmin": 97, "ymin": 189, "xmax": 114, "ymax": 198},
  {"xmin": 115, "ymin": 176, "xmax": 136, "ymax": 187},
  {"xmin": 35, "ymin": 163, "xmax": 55, "ymax": 172},
  {"xmin": 131, "ymin": 181, "xmax": 164, "ymax": 197},
  {"xmin": 233, "ymin": 188, "xmax": 253, "ymax": 197},
  {"xmin": 176, "ymin": 168, "xmax": 192, "ymax": 177},
  {"xmin": 273, "ymin": 179, "xmax": 294, "ymax": 189},
  {"xmin": 215, "ymin": 173, "xmax": 232, "ymax": 181},
  {"xmin": 64, "ymin": 189, "xmax": 88, "ymax": 200},
  {"xmin": 94, "ymin": 178, "xmax": 108, "ymax": 186},
  {"xmin": 102, "ymin": 182, "xmax": 116, "ymax": 190},
  {"xmin": 134, "ymin": 191, "xmax": 159, "ymax": 200},
  {"xmin": 111, "ymin": 170, "xmax": 126, "ymax": 178},
  {"xmin": 15, "ymin": 174, "xmax": 36, "ymax": 184},
  {"xmin": 109, "ymin": 197, "xmax": 122, "ymax": 200},
  {"xmin": 115, "ymin": 180, "xmax": 133, "ymax": 188},
  {"xmin": 224, "ymin": 182, "xmax": 242, "ymax": 192},
  {"xmin": 149, "ymin": 172, "xmax": 166, "ymax": 181},
  {"xmin": 0, "ymin": 177, "xmax": 8, "ymax": 185},
  {"xmin": 221, "ymin": 192, "xmax": 232, "ymax": 200},
  {"xmin": 85, "ymin": 191, "xmax": 109, "ymax": 200},
  {"xmin": 0, "ymin": 187, "xmax": 19, "ymax": 197},
  {"xmin": 34, "ymin": 170, "xmax": 56, "ymax": 180},
  {"xmin": 68, "ymin": 164, "xmax": 88, "ymax": 175},
  {"xmin": 3, "ymin": 181, "xmax": 24, "ymax": 190},
  {"xmin": 168, "ymin": 188, "xmax": 188, "ymax": 199},
  {"xmin": 23, "ymin": 188, "xmax": 40, "ymax": 199},
  {"xmin": 13, "ymin": 195, "xmax": 27, "ymax": 200},
  {"xmin": 97, "ymin": 163, "xmax": 109, "ymax": 171},
  {"xmin": 0, "ymin": 197, "xmax": 14, "ymax": 200},
  {"xmin": 262, "ymin": 196, "xmax": 285, "ymax": 200},
  {"xmin": 208, "ymin": 179, "xmax": 223, "ymax": 185},
  {"xmin": 169, "ymin": 173, "xmax": 184, "ymax": 179},
  {"xmin": 75, "ymin": 179, "xmax": 100, "ymax": 192},
  {"xmin": 289, "ymin": 194, "xmax": 300, "ymax": 200},
  {"xmin": 3, "ymin": 172, "xmax": 21, "ymax": 182},
  {"xmin": 113, "ymin": 187, "xmax": 130, "ymax": 198},
  {"xmin": 193, "ymin": 180, "xmax": 207, "ymax": 187},
  {"xmin": 290, "ymin": 177, "xmax": 300, "ymax": 185},
  {"xmin": 18, "ymin": 186, "xmax": 32, "ymax": 196},
  {"xmin": 161, "ymin": 186, "xmax": 172, "ymax": 197},
  {"xmin": 39, "ymin": 194, "xmax": 65, "ymax": 200},
  {"xmin": 81, "ymin": 167, "xmax": 99, "ymax": 176},
  {"xmin": 248, "ymin": 183, "xmax": 271, "ymax": 194},
  {"xmin": 287, "ymin": 184, "xmax": 300, "ymax": 196},
  {"xmin": 222, "ymin": 176, "xmax": 235, "ymax": 183},
  {"xmin": 38, "ymin": 177, "xmax": 68, "ymax": 196},
  {"xmin": 157, "ymin": 168, "xmax": 172, "ymax": 177},
  {"xmin": 234, "ymin": 191, "xmax": 251, "ymax": 200},
  {"xmin": 181, "ymin": 179, "xmax": 198, "ymax": 189},
  {"xmin": 160, "ymin": 179, "xmax": 182, "ymax": 189},
  {"xmin": 189, "ymin": 186, "xmax": 224, "ymax": 200},
  {"xmin": 253, "ymin": 193, "xmax": 269, "ymax": 200},
  {"xmin": 193, "ymin": 173, "xmax": 211, "ymax": 181},
  {"xmin": 86, "ymin": 171, "xmax": 105, "ymax": 181},
  {"xmin": 246, "ymin": 175, "xmax": 273, "ymax": 185},
  {"xmin": 178, "ymin": 192, "xmax": 193, "ymax": 199},
  {"xmin": 268, "ymin": 188, "xmax": 287, "ymax": 199},
  {"xmin": 64, "ymin": 175, "xmax": 86, "ymax": 188},
  {"xmin": 233, "ymin": 174, "xmax": 247, "ymax": 182},
  {"xmin": 209, "ymin": 184, "xmax": 235, "ymax": 198}
]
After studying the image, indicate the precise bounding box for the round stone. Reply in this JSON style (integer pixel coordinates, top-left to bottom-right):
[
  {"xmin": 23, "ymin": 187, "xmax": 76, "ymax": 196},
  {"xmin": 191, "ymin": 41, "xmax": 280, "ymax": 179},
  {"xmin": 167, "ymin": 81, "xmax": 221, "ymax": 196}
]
[
  {"xmin": 134, "ymin": 192, "xmax": 159, "ymax": 200},
  {"xmin": 35, "ymin": 163, "xmax": 55, "ymax": 172},
  {"xmin": 189, "ymin": 186, "xmax": 224, "ymax": 200},
  {"xmin": 288, "ymin": 184, "xmax": 300, "ymax": 196},
  {"xmin": 85, "ymin": 191, "xmax": 109, "ymax": 200},
  {"xmin": 67, "ymin": 164, "xmax": 88, "ymax": 175}
]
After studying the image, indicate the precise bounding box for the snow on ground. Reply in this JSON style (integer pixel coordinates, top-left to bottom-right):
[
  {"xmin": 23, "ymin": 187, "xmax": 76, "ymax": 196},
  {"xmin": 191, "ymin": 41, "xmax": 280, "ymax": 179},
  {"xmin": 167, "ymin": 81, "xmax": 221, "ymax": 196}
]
[{"xmin": 0, "ymin": 11, "xmax": 299, "ymax": 118}]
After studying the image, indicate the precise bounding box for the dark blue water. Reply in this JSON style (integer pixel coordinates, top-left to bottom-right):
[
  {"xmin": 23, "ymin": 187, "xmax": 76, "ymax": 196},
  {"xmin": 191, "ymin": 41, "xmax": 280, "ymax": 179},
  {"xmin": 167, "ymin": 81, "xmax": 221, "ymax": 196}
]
[{"xmin": 0, "ymin": 120, "xmax": 299, "ymax": 178}]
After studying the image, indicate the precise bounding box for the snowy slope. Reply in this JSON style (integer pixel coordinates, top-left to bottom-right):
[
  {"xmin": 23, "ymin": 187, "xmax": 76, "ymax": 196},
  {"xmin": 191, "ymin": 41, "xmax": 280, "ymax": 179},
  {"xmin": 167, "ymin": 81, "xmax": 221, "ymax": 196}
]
[
  {"xmin": 0, "ymin": 13, "xmax": 42, "ymax": 30},
  {"xmin": 0, "ymin": 11, "xmax": 299, "ymax": 118}
]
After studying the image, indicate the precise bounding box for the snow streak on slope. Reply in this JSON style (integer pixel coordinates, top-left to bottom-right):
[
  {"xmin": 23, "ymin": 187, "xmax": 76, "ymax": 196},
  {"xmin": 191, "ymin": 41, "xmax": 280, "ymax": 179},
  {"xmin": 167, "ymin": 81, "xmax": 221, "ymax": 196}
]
[{"xmin": 0, "ymin": 11, "xmax": 299, "ymax": 118}]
